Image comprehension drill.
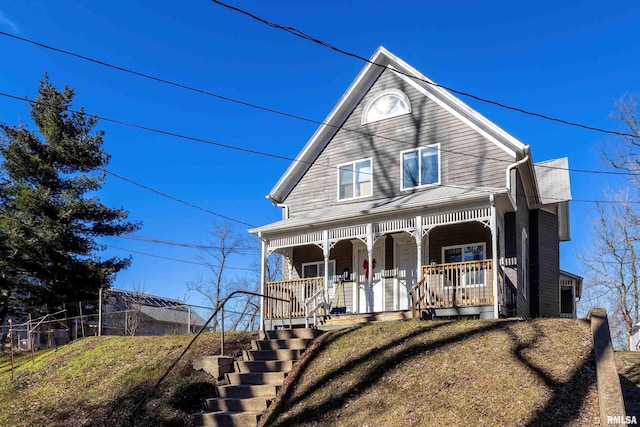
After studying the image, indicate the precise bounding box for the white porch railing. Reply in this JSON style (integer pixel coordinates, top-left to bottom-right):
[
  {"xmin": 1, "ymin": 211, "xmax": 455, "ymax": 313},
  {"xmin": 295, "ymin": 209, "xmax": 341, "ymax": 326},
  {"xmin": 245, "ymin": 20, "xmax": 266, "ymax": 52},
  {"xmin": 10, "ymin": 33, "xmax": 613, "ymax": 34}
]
[
  {"xmin": 410, "ymin": 260, "xmax": 495, "ymax": 316},
  {"xmin": 264, "ymin": 277, "xmax": 324, "ymax": 320}
]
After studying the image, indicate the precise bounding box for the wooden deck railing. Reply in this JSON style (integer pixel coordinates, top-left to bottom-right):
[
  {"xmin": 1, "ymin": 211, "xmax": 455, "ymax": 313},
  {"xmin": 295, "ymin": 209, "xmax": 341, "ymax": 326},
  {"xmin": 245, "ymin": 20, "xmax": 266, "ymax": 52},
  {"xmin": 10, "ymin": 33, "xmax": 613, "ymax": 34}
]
[
  {"xmin": 410, "ymin": 260, "xmax": 495, "ymax": 316},
  {"xmin": 264, "ymin": 277, "xmax": 324, "ymax": 319}
]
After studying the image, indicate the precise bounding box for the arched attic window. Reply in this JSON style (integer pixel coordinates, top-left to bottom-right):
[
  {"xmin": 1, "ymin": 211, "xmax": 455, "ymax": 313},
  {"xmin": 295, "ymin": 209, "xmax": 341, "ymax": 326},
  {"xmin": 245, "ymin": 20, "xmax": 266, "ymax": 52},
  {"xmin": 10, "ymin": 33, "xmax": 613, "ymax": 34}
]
[{"xmin": 362, "ymin": 89, "xmax": 411, "ymax": 125}]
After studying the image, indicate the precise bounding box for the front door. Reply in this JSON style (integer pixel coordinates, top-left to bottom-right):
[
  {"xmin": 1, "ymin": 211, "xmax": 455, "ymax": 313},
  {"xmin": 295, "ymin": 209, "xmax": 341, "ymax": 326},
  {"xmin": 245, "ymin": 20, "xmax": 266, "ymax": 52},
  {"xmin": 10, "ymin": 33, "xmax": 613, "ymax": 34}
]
[
  {"xmin": 396, "ymin": 236, "xmax": 417, "ymax": 310},
  {"xmin": 356, "ymin": 245, "xmax": 384, "ymax": 313}
]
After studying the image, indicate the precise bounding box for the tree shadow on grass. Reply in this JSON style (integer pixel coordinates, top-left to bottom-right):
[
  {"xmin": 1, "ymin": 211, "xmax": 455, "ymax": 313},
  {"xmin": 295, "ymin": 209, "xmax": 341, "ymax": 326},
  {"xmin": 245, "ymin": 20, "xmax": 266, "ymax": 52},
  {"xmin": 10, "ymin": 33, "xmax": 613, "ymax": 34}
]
[
  {"xmin": 262, "ymin": 319, "xmax": 598, "ymax": 427},
  {"xmin": 504, "ymin": 322, "xmax": 597, "ymax": 427},
  {"xmin": 262, "ymin": 320, "xmax": 509, "ymax": 426}
]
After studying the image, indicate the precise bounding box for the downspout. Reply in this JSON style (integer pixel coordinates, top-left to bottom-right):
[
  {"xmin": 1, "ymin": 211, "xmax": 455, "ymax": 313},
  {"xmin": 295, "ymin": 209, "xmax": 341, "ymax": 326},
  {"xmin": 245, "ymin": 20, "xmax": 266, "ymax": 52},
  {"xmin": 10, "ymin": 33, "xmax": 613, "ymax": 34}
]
[
  {"xmin": 505, "ymin": 153, "xmax": 530, "ymax": 193},
  {"xmin": 258, "ymin": 232, "xmax": 266, "ymax": 331},
  {"xmin": 490, "ymin": 195, "xmax": 499, "ymax": 319}
]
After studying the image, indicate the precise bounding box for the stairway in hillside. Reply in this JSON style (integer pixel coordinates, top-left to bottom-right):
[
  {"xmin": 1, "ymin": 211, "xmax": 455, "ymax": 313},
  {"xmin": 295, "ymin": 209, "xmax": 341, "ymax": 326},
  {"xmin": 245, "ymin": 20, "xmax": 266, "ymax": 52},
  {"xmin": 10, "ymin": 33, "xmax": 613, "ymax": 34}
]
[{"xmin": 194, "ymin": 328, "xmax": 318, "ymax": 427}]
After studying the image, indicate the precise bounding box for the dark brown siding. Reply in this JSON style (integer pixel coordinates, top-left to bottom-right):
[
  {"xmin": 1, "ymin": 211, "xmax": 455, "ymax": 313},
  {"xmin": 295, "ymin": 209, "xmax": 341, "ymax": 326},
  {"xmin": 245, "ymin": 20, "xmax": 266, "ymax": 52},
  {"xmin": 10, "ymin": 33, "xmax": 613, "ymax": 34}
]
[
  {"xmin": 283, "ymin": 69, "xmax": 514, "ymax": 214},
  {"xmin": 514, "ymin": 171, "xmax": 530, "ymax": 318},
  {"xmin": 427, "ymin": 222, "xmax": 492, "ymax": 264},
  {"xmin": 531, "ymin": 209, "xmax": 559, "ymax": 317},
  {"xmin": 290, "ymin": 240, "xmax": 353, "ymax": 280}
]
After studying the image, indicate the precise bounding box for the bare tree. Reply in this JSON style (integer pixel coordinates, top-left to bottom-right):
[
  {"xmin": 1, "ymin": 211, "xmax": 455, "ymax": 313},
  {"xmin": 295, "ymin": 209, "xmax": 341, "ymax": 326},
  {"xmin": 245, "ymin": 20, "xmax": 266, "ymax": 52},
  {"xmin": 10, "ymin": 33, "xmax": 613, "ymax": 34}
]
[
  {"xmin": 579, "ymin": 195, "xmax": 640, "ymax": 349},
  {"xmin": 187, "ymin": 223, "xmax": 247, "ymax": 332},
  {"xmin": 580, "ymin": 95, "xmax": 640, "ymax": 349}
]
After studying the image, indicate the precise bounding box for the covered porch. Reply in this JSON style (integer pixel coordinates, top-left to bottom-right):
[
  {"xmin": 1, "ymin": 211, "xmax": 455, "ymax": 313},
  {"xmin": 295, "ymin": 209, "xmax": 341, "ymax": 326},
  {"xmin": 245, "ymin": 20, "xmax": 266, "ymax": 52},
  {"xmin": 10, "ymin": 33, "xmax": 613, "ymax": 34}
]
[{"xmin": 254, "ymin": 200, "xmax": 516, "ymax": 329}]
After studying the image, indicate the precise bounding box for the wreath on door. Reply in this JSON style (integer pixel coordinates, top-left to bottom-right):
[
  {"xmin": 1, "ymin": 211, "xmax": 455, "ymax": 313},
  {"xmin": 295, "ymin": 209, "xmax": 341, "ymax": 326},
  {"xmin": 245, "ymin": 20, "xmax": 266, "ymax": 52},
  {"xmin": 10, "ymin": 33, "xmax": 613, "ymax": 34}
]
[{"xmin": 363, "ymin": 258, "xmax": 377, "ymax": 279}]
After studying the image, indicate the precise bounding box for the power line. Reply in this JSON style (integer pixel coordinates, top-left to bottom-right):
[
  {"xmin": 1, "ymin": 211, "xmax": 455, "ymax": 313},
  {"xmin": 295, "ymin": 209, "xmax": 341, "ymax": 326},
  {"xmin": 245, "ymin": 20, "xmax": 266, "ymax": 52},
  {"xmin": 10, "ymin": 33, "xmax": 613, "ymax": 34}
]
[
  {"xmin": 0, "ymin": 92, "xmax": 640, "ymax": 207},
  {"xmin": 209, "ymin": 0, "xmax": 640, "ymax": 140},
  {"xmin": 0, "ymin": 31, "xmax": 636, "ymax": 177},
  {"xmin": 106, "ymin": 245, "xmax": 255, "ymax": 271},
  {"xmin": 101, "ymin": 169, "xmax": 256, "ymax": 228},
  {"xmin": 118, "ymin": 234, "xmax": 255, "ymax": 252},
  {"xmin": 1, "ymin": 89, "xmax": 638, "ymax": 206}
]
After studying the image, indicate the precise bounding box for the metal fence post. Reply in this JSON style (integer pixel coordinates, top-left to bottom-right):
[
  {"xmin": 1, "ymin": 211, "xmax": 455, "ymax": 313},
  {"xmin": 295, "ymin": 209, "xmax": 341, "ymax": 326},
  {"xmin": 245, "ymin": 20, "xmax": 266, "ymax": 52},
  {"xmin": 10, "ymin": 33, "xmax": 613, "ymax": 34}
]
[{"xmin": 221, "ymin": 305, "xmax": 225, "ymax": 356}]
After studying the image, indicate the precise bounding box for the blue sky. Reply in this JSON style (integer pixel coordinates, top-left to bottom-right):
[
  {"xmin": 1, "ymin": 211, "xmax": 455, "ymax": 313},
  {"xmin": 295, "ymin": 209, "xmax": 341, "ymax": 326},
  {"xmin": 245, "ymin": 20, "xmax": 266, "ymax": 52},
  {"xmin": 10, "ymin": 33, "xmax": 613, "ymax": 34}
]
[{"xmin": 0, "ymin": 1, "xmax": 639, "ymax": 305}]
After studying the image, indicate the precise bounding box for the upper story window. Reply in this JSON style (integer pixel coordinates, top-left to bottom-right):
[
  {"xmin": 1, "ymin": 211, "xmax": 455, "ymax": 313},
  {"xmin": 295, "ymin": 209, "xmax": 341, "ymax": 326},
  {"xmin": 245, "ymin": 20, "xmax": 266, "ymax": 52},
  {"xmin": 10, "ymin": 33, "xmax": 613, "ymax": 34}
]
[
  {"xmin": 362, "ymin": 89, "xmax": 411, "ymax": 124},
  {"xmin": 338, "ymin": 158, "xmax": 372, "ymax": 200},
  {"xmin": 401, "ymin": 144, "xmax": 440, "ymax": 190}
]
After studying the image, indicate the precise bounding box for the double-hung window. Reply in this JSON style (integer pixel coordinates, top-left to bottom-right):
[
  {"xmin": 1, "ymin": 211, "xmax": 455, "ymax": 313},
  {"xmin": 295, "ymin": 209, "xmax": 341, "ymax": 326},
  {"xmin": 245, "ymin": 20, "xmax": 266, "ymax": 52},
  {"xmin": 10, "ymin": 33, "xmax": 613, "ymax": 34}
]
[
  {"xmin": 338, "ymin": 158, "xmax": 372, "ymax": 200},
  {"xmin": 401, "ymin": 144, "xmax": 440, "ymax": 190}
]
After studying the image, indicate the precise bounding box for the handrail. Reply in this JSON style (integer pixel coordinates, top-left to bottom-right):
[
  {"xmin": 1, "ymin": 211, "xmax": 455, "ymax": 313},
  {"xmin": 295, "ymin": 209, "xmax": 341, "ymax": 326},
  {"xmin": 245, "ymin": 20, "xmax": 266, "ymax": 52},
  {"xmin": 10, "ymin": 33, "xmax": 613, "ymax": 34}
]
[
  {"xmin": 131, "ymin": 290, "xmax": 290, "ymax": 422},
  {"xmin": 409, "ymin": 276, "xmax": 426, "ymax": 319},
  {"xmin": 304, "ymin": 286, "xmax": 326, "ymax": 328},
  {"xmin": 221, "ymin": 291, "xmax": 291, "ymax": 356}
]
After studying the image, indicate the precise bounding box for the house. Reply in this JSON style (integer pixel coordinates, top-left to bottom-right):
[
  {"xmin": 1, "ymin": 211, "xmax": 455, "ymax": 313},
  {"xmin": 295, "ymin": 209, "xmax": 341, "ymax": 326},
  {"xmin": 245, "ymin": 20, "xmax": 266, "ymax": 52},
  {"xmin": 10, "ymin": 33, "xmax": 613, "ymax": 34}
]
[
  {"xmin": 100, "ymin": 289, "xmax": 207, "ymax": 336},
  {"xmin": 249, "ymin": 47, "xmax": 577, "ymax": 329}
]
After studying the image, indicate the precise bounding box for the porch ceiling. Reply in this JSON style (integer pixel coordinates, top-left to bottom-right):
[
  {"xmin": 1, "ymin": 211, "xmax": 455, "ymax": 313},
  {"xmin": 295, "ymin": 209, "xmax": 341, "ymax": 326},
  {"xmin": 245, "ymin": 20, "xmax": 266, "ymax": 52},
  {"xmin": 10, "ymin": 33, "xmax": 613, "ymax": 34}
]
[{"xmin": 251, "ymin": 186, "xmax": 508, "ymax": 236}]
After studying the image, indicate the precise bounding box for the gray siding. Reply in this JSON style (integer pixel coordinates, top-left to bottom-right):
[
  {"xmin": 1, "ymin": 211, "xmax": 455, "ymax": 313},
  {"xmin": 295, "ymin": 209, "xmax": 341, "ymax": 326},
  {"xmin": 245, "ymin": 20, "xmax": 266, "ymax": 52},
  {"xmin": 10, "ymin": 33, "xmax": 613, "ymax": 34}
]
[
  {"xmin": 533, "ymin": 209, "xmax": 560, "ymax": 317},
  {"xmin": 283, "ymin": 69, "xmax": 514, "ymax": 215}
]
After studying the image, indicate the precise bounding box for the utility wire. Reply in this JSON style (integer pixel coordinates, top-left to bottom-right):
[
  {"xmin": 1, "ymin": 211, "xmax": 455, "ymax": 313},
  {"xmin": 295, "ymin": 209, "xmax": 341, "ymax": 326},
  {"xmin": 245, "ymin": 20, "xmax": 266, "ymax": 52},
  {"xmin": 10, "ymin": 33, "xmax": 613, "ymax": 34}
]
[
  {"xmin": 119, "ymin": 234, "xmax": 254, "ymax": 252},
  {"xmin": 209, "ymin": 0, "xmax": 639, "ymax": 140},
  {"xmin": 1, "ymin": 89, "xmax": 638, "ymax": 206},
  {"xmin": 101, "ymin": 169, "xmax": 256, "ymax": 228},
  {"xmin": 106, "ymin": 245, "xmax": 255, "ymax": 271},
  {"xmin": 0, "ymin": 31, "xmax": 637, "ymax": 177}
]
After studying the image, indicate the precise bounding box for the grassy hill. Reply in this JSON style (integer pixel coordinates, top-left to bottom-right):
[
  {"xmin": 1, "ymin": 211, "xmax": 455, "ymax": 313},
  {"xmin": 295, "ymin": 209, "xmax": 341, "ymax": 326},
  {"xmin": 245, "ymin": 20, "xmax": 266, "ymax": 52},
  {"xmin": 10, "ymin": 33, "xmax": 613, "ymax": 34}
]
[
  {"xmin": 1, "ymin": 318, "xmax": 600, "ymax": 426},
  {"xmin": 0, "ymin": 332, "xmax": 254, "ymax": 426},
  {"xmin": 262, "ymin": 318, "xmax": 599, "ymax": 427}
]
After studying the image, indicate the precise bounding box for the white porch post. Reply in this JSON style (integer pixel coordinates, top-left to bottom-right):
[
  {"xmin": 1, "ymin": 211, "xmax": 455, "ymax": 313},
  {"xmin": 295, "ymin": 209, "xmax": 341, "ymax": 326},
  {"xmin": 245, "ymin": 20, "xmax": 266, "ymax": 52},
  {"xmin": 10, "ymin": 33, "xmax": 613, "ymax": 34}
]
[
  {"xmin": 490, "ymin": 196, "xmax": 499, "ymax": 319},
  {"xmin": 415, "ymin": 215, "xmax": 423, "ymax": 280},
  {"xmin": 259, "ymin": 238, "xmax": 267, "ymax": 331},
  {"xmin": 367, "ymin": 223, "xmax": 374, "ymax": 312},
  {"xmin": 323, "ymin": 230, "xmax": 330, "ymax": 295}
]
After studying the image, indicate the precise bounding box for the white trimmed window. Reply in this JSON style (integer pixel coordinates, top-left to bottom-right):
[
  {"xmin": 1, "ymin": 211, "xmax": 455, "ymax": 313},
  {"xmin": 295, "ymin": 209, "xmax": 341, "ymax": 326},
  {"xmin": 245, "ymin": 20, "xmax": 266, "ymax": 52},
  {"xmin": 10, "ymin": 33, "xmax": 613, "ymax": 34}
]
[
  {"xmin": 442, "ymin": 243, "xmax": 486, "ymax": 287},
  {"xmin": 302, "ymin": 260, "xmax": 336, "ymax": 284},
  {"xmin": 401, "ymin": 144, "xmax": 440, "ymax": 190},
  {"xmin": 521, "ymin": 228, "xmax": 528, "ymax": 298},
  {"xmin": 338, "ymin": 158, "xmax": 372, "ymax": 200},
  {"xmin": 362, "ymin": 89, "xmax": 411, "ymax": 124}
]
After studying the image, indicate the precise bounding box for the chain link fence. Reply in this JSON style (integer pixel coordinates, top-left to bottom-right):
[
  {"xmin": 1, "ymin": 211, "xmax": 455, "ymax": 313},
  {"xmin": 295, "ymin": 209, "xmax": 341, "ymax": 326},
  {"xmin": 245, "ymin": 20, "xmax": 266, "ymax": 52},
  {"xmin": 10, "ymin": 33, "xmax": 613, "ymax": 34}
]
[{"xmin": 1, "ymin": 288, "xmax": 260, "ymax": 351}]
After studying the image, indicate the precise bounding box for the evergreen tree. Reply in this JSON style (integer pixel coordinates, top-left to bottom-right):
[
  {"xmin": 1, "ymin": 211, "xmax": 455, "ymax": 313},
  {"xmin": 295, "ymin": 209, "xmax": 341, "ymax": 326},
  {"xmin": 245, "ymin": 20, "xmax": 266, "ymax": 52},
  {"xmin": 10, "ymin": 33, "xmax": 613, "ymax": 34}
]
[{"xmin": 0, "ymin": 76, "xmax": 140, "ymax": 322}]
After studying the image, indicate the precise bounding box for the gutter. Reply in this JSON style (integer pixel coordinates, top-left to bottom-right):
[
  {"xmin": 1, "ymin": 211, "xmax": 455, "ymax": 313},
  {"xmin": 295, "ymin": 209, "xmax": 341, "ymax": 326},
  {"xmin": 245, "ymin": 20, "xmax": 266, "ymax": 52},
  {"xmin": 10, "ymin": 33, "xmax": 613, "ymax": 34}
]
[{"xmin": 266, "ymin": 194, "xmax": 289, "ymax": 219}]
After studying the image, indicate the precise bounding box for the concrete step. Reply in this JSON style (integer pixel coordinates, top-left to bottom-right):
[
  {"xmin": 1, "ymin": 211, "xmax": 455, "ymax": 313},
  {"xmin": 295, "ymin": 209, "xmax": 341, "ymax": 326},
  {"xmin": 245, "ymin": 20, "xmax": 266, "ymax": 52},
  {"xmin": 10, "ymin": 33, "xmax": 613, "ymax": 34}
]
[
  {"xmin": 259, "ymin": 328, "xmax": 317, "ymax": 340},
  {"xmin": 194, "ymin": 410, "xmax": 259, "ymax": 427},
  {"xmin": 216, "ymin": 384, "xmax": 279, "ymax": 399},
  {"xmin": 251, "ymin": 338, "xmax": 311, "ymax": 350},
  {"xmin": 235, "ymin": 360, "xmax": 293, "ymax": 373},
  {"xmin": 242, "ymin": 349, "xmax": 302, "ymax": 361},
  {"xmin": 205, "ymin": 397, "xmax": 270, "ymax": 412},
  {"xmin": 320, "ymin": 311, "xmax": 412, "ymax": 328},
  {"xmin": 226, "ymin": 371, "xmax": 285, "ymax": 385}
]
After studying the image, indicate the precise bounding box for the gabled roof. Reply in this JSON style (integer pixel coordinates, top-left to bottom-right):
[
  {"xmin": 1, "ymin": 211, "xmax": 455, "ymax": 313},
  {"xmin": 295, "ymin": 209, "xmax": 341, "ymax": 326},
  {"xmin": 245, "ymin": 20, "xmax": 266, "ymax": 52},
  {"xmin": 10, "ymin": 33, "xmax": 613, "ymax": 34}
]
[{"xmin": 267, "ymin": 46, "xmax": 528, "ymax": 204}]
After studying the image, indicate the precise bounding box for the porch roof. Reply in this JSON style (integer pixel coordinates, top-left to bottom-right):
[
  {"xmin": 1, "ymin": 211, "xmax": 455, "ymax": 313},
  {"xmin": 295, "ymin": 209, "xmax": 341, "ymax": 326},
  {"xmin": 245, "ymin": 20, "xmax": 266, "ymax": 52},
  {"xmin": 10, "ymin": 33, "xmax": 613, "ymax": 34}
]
[{"xmin": 250, "ymin": 185, "xmax": 507, "ymax": 235}]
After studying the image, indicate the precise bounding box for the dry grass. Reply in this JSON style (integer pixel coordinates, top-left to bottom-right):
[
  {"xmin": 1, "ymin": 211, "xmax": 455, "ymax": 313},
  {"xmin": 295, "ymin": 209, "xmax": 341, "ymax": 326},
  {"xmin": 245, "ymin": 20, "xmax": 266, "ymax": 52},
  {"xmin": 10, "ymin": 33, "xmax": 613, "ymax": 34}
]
[
  {"xmin": 262, "ymin": 318, "xmax": 599, "ymax": 427},
  {"xmin": 0, "ymin": 332, "xmax": 255, "ymax": 427},
  {"xmin": 615, "ymin": 351, "xmax": 640, "ymax": 419}
]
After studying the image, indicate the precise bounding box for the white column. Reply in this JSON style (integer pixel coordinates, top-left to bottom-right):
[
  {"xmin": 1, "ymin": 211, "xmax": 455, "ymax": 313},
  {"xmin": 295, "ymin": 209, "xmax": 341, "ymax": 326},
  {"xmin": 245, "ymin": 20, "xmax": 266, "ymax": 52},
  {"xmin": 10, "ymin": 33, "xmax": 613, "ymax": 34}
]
[
  {"xmin": 259, "ymin": 238, "xmax": 267, "ymax": 331},
  {"xmin": 490, "ymin": 197, "xmax": 499, "ymax": 319},
  {"xmin": 415, "ymin": 215, "xmax": 423, "ymax": 280},
  {"xmin": 367, "ymin": 223, "xmax": 374, "ymax": 312},
  {"xmin": 323, "ymin": 230, "xmax": 330, "ymax": 295}
]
